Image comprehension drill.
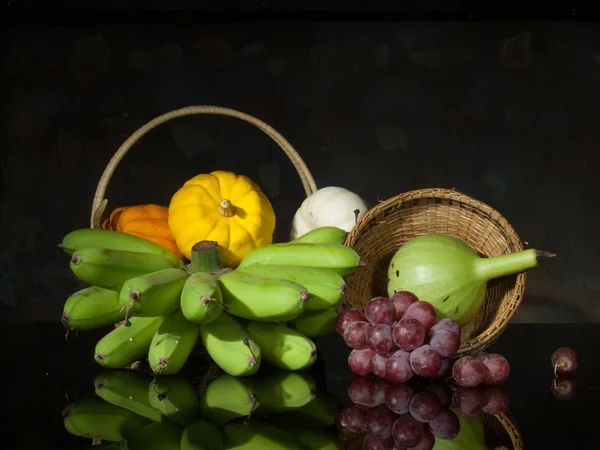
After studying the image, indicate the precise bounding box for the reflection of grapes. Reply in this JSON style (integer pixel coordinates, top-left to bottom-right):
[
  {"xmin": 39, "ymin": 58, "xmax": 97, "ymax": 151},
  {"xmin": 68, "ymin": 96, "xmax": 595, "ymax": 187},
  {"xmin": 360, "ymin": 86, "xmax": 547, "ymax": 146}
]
[
  {"xmin": 452, "ymin": 387, "xmax": 486, "ymax": 417},
  {"xmin": 365, "ymin": 297, "xmax": 396, "ymax": 325},
  {"xmin": 343, "ymin": 321, "xmax": 370, "ymax": 349},
  {"xmin": 428, "ymin": 409, "xmax": 460, "ymax": 440},
  {"xmin": 552, "ymin": 376, "xmax": 577, "ymax": 401},
  {"xmin": 372, "ymin": 353, "xmax": 389, "ymax": 378},
  {"xmin": 435, "ymin": 358, "xmax": 453, "ymax": 380},
  {"xmin": 335, "ymin": 308, "xmax": 365, "ymax": 335},
  {"xmin": 482, "ymin": 385, "xmax": 509, "ymax": 414},
  {"xmin": 367, "ymin": 323, "xmax": 395, "ymax": 354},
  {"xmin": 392, "ymin": 318, "xmax": 425, "ymax": 351},
  {"xmin": 348, "ymin": 377, "xmax": 376, "ymax": 407},
  {"xmin": 551, "ymin": 347, "xmax": 579, "ymax": 376},
  {"xmin": 409, "ymin": 345, "xmax": 442, "ymax": 378},
  {"xmin": 386, "ymin": 349, "xmax": 414, "ymax": 383},
  {"xmin": 402, "ymin": 301, "xmax": 437, "ymax": 331},
  {"xmin": 384, "ymin": 382, "xmax": 414, "ymax": 415},
  {"xmin": 348, "ymin": 348, "xmax": 376, "ymax": 376},
  {"xmin": 430, "ymin": 329, "xmax": 461, "ymax": 358},
  {"xmin": 390, "ymin": 291, "xmax": 419, "ymax": 320},
  {"xmin": 373, "ymin": 378, "xmax": 390, "ymax": 406},
  {"xmin": 391, "ymin": 414, "xmax": 424, "ymax": 448},
  {"xmin": 342, "ymin": 406, "xmax": 368, "ymax": 433},
  {"xmin": 452, "ymin": 356, "xmax": 485, "ymax": 387},
  {"xmin": 366, "ymin": 404, "xmax": 397, "ymax": 438},
  {"xmin": 362, "ymin": 434, "xmax": 395, "ymax": 450},
  {"xmin": 409, "ymin": 391, "xmax": 442, "ymax": 423},
  {"xmin": 410, "ymin": 426, "xmax": 435, "ymax": 450},
  {"xmin": 426, "ymin": 381, "xmax": 453, "ymax": 407},
  {"xmin": 429, "ymin": 318, "xmax": 461, "ymax": 337}
]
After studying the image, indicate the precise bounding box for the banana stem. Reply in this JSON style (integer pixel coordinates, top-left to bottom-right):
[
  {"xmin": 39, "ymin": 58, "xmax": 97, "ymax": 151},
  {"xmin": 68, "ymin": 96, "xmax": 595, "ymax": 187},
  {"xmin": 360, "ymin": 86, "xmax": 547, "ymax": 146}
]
[{"xmin": 190, "ymin": 241, "xmax": 222, "ymax": 273}]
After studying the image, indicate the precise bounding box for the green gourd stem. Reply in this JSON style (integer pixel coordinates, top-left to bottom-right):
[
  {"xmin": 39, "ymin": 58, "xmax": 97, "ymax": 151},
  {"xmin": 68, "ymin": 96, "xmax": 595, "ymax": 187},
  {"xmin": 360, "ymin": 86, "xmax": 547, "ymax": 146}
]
[
  {"xmin": 475, "ymin": 248, "xmax": 556, "ymax": 281},
  {"xmin": 190, "ymin": 241, "xmax": 222, "ymax": 273}
]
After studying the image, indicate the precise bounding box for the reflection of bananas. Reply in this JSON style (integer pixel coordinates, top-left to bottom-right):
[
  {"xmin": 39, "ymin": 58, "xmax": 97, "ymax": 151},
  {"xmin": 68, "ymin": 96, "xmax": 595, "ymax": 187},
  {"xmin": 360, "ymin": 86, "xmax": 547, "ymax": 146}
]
[
  {"xmin": 220, "ymin": 419, "xmax": 305, "ymax": 450},
  {"xmin": 199, "ymin": 374, "xmax": 259, "ymax": 426},
  {"xmin": 181, "ymin": 419, "xmax": 224, "ymax": 450},
  {"xmin": 148, "ymin": 376, "xmax": 200, "ymax": 426},
  {"xmin": 248, "ymin": 371, "xmax": 316, "ymax": 413},
  {"xmin": 127, "ymin": 421, "xmax": 182, "ymax": 450},
  {"xmin": 271, "ymin": 392, "xmax": 339, "ymax": 428}
]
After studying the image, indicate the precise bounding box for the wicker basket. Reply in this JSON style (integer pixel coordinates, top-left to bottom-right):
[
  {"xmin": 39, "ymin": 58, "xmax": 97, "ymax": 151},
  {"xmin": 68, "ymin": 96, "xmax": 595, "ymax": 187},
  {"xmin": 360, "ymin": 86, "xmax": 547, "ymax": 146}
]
[
  {"xmin": 484, "ymin": 412, "xmax": 524, "ymax": 449},
  {"xmin": 344, "ymin": 188, "xmax": 527, "ymax": 356}
]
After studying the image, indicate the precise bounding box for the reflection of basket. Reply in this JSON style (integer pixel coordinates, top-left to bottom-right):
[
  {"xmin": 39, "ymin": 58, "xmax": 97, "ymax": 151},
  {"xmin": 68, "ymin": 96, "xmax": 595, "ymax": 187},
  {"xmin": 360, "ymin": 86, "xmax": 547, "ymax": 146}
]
[
  {"xmin": 344, "ymin": 188, "xmax": 527, "ymax": 356},
  {"xmin": 484, "ymin": 412, "xmax": 524, "ymax": 449}
]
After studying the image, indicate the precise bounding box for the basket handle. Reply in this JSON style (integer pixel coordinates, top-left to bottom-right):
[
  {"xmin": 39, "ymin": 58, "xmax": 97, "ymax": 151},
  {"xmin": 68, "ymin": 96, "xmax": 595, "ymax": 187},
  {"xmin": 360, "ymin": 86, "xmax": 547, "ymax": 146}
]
[{"xmin": 90, "ymin": 105, "xmax": 318, "ymax": 228}]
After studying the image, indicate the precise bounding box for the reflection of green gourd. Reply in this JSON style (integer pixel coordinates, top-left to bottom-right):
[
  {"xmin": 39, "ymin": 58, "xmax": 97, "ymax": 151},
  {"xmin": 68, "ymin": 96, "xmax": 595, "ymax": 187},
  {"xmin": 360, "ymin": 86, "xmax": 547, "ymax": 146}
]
[
  {"xmin": 433, "ymin": 412, "xmax": 486, "ymax": 450},
  {"xmin": 387, "ymin": 234, "xmax": 554, "ymax": 325}
]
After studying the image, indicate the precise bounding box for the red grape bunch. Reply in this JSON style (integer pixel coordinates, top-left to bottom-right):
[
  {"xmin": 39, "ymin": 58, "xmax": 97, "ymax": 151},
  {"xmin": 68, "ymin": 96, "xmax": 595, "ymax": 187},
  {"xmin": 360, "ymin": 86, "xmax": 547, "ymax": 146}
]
[
  {"xmin": 337, "ymin": 376, "xmax": 510, "ymax": 450},
  {"xmin": 551, "ymin": 347, "xmax": 579, "ymax": 401}
]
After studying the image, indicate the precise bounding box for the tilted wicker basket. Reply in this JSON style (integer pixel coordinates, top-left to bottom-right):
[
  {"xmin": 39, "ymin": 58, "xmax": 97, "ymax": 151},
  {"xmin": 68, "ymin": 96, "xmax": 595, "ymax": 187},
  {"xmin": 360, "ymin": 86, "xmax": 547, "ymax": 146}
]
[{"xmin": 344, "ymin": 188, "xmax": 528, "ymax": 356}]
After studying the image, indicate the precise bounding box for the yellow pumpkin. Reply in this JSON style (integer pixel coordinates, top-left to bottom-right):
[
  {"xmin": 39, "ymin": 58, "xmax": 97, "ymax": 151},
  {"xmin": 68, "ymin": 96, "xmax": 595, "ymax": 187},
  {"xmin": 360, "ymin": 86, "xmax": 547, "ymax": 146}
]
[{"xmin": 168, "ymin": 170, "xmax": 276, "ymax": 267}]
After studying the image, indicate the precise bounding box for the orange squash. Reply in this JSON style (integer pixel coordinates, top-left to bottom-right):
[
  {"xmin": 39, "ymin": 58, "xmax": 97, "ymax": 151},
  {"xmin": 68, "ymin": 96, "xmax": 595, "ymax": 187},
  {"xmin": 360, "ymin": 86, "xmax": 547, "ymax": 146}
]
[{"xmin": 101, "ymin": 204, "xmax": 185, "ymax": 260}]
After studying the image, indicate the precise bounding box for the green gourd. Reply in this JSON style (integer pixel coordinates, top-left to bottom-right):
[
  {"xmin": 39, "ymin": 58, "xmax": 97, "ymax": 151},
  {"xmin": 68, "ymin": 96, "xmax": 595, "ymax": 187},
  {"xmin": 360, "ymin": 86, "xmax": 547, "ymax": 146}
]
[{"xmin": 387, "ymin": 234, "xmax": 554, "ymax": 326}]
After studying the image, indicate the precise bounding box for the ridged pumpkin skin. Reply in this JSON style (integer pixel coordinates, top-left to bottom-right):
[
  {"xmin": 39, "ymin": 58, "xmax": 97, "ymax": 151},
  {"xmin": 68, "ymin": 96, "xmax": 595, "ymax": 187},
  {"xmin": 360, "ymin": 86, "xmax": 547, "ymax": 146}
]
[
  {"xmin": 101, "ymin": 204, "xmax": 185, "ymax": 260},
  {"xmin": 168, "ymin": 170, "xmax": 276, "ymax": 268}
]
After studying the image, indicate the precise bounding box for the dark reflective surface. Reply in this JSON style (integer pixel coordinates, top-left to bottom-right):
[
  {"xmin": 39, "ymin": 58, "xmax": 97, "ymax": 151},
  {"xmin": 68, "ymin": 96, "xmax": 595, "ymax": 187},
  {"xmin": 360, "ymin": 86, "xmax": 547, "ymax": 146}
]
[{"xmin": 3, "ymin": 322, "xmax": 597, "ymax": 448}]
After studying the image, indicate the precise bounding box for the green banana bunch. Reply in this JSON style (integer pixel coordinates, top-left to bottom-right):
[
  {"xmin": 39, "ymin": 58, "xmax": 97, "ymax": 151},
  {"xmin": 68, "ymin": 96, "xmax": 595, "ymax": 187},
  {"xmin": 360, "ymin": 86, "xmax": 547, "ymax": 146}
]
[
  {"xmin": 62, "ymin": 396, "xmax": 151, "ymax": 442},
  {"xmin": 94, "ymin": 316, "xmax": 164, "ymax": 369},
  {"xmin": 148, "ymin": 309, "xmax": 200, "ymax": 375},
  {"xmin": 237, "ymin": 265, "xmax": 346, "ymax": 310},
  {"xmin": 70, "ymin": 248, "xmax": 177, "ymax": 291},
  {"xmin": 293, "ymin": 307, "xmax": 338, "ymax": 339},
  {"xmin": 248, "ymin": 371, "xmax": 316, "ymax": 413},
  {"xmin": 180, "ymin": 272, "xmax": 224, "ymax": 324},
  {"xmin": 62, "ymin": 286, "xmax": 124, "ymax": 331},
  {"xmin": 218, "ymin": 271, "xmax": 308, "ymax": 322},
  {"xmin": 181, "ymin": 419, "xmax": 223, "ymax": 450},
  {"xmin": 238, "ymin": 242, "xmax": 361, "ymax": 277},
  {"xmin": 290, "ymin": 226, "xmax": 348, "ymax": 245},
  {"xmin": 245, "ymin": 321, "xmax": 316, "ymax": 371},
  {"xmin": 60, "ymin": 228, "xmax": 183, "ymax": 268},
  {"xmin": 94, "ymin": 370, "xmax": 163, "ymax": 422},
  {"xmin": 220, "ymin": 419, "xmax": 305, "ymax": 450},
  {"xmin": 126, "ymin": 421, "xmax": 182, "ymax": 450},
  {"xmin": 119, "ymin": 268, "xmax": 189, "ymax": 317},
  {"xmin": 148, "ymin": 376, "xmax": 200, "ymax": 426},
  {"xmin": 199, "ymin": 312, "xmax": 261, "ymax": 377},
  {"xmin": 199, "ymin": 374, "xmax": 259, "ymax": 426}
]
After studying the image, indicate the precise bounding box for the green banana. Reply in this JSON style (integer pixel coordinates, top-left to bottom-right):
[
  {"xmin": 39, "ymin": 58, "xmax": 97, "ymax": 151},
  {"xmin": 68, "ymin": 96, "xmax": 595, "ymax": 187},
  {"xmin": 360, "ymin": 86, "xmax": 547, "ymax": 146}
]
[
  {"xmin": 237, "ymin": 265, "xmax": 346, "ymax": 310},
  {"xmin": 62, "ymin": 286, "xmax": 124, "ymax": 331},
  {"xmin": 238, "ymin": 242, "xmax": 361, "ymax": 277},
  {"xmin": 291, "ymin": 226, "xmax": 347, "ymax": 245},
  {"xmin": 248, "ymin": 371, "xmax": 316, "ymax": 413},
  {"xmin": 245, "ymin": 321, "xmax": 316, "ymax": 371},
  {"xmin": 218, "ymin": 271, "xmax": 308, "ymax": 322},
  {"xmin": 220, "ymin": 419, "xmax": 305, "ymax": 450},
  {"xmin": 119, "ymin": 268, "xmax": 189, "ymax": 317},
  {"xmin": 127, "ymin": 421, "xmax": 182, "ymax": 450},
  {"xmin": 198, "ymin": 374, "xmax": 259, "ymax": 426},
  {"xmin": 148, "ymin": 376, "xmax": 200, "ymax": 426},
  {"xmin": 181, "ymin": 418, "xmax": 223, "ymax": 450},
  {"xmin": 94, "ymin": 316, "xmax": 164, "ymax": 368},
  {"xmin": 199, "ymin": 312, "xmax": 261, "ymax": 377},
  {"xmin": 62, "ymin": 396, "xmax": 151, "ymax": 441},
  {"xmin": 94, "ymin": 370, "xmax": 163, "ymax": 422},
  {"xmin": 70, "ymin": 248, "xmax": 177, "ymax": 291},
  {"xmin": 271, "ymin": 392, "xmax": 338, "ymax": 428},
  {"xmin": 180, "ymin": 272, "xmax": 224, "ymax": 324},
  {"xmin": 148, "ymin": 309, "xmax": 200, "ymax": 375},
  {"xmin": 200, "ymin": 313, "xmax": 261, "ymax": 377},
  {"xmin": 294, "ymin": 307, "xmax": 338, "ymax": 339},
  {"xmin": 60, "ymin": 228, "xmax": 184, "ymax": 268}
]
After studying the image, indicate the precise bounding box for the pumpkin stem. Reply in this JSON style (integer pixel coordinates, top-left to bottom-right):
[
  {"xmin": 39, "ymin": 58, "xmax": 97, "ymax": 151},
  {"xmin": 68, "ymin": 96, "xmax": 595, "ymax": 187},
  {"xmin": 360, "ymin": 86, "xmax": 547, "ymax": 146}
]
[
  {"xmin": 218, "ymin": 199, "xmax": 236, "ymax": 217},
  {"xmin": 190, "ymin": 240, "xmax": 223, "ymax": 273}
]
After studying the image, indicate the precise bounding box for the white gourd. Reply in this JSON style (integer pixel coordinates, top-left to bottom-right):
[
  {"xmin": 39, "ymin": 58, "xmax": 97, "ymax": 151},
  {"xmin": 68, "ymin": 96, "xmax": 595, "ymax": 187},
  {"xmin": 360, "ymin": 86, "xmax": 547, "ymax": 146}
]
[{"xmin": 290, "ymin": 186, "xmax": 369, "ymax": 240}]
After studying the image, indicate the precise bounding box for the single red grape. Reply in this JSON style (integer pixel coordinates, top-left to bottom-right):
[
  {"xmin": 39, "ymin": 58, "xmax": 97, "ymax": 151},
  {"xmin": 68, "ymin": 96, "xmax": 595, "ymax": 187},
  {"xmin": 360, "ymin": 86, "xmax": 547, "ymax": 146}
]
[
  {"xmin": 429, "ymin": 330, "xmax": 461, "ymax": 359},
  {"xmin": 367, "ymin": 404, "xmax": 398, "ymax": 438},
  {"xmin": 384, "ymin": 382, "xmax": 414, "ymax": 415},
  {"xmin": 482, "ymin": 385, "xmax": 509, "ymax": 414},
  {"xmin": 479, "ymin": 353, "xmax": 510, "ymax": 385},
  {"xmin": 367, "ymin": 323, "xmax": 395, "ymax": 354},
  {"xmin": 408, "ymin": 425, "xmax": 435, "ymax": 450},
  {"xmin": 362, "ymin": 434, "xmax": 395, "ymax": 450},
  {"xmin": 452, "ymin": 386, "xmax": 486, "ymax": 417},
  {"xmin": 391, "ymin": 414, "xmax": 424, "ymax": 448},
  {"xmin": 434, "ymin": 358, "xmax": 453, "ymax": 381},
  {"xmin": 336, "ymin": 308, "xmax": 366, "ymax": 335},
  {"xmin": 392, "ymin": 318, "xmax": 425, "ymax": 351},
  {"xmin": 409, "ymin": 391, "xmax": 442, "ymax": 423},
  {"xmin": 551, "ymin": 347, "xmax": 579, "ymax": 376},
  {"xmin": 428, "ymin": 318, "xmax": 461, "ymax": 337},
  {"xmin": 428, "ymin": 409, "xmax": 460, "ymax": 440},
  {"xmin": 386, "ymin": 349, "xmax": 414, "ymax": 383},
  {"xmin": 390, "ymin": 291, "xmax": 419, "ymax": 320},
  {"xmin": 409, "ymin": 345, "xmax": 442, "ymax": 378},
  {"xmin": 344, "ymin": 321, "xmax": 371, "ymax": 350},
  {"xmin": 551, "ymin": 375, "xmax": 577, "ymax": 401},
  {"xmin": 402, "ymin": 301, "xmax": 437, "ymax": 331},
  {"xmin": 365, "ymin": 297, "xmax": 396, "ymax": 325},
  {"xmin": 452, "ymin": 356, "xmax": 485, "ymax": 388},
  {"xmin": 348, "ymin": 377, "xmax": 376, "ymax": 407},
  {"xmin": 372, "ymin": 353, "xmax": 389, "ymax": 378},
  {"xmin": 349, "ymin": 348, "xmax": 376, "ymax": 376}
]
